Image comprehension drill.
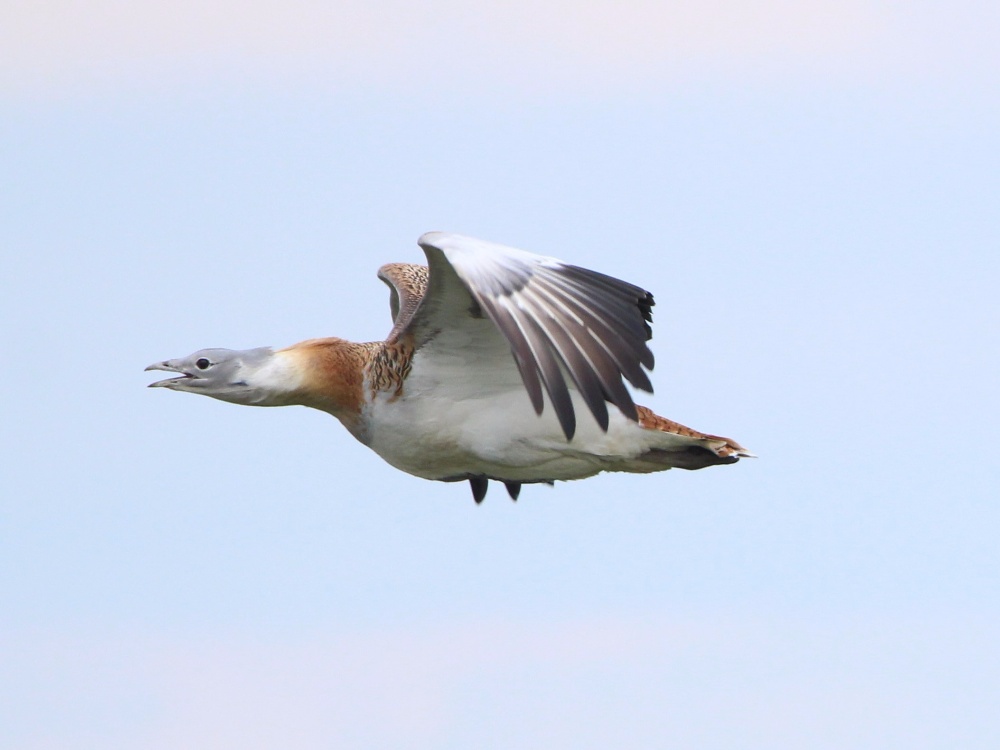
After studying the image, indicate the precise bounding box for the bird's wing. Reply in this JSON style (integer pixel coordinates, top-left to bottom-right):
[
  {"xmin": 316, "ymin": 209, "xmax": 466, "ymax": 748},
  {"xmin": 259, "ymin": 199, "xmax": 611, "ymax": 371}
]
[
  {"xmin": 394, "ymin": 231, "xmax": 655, "ymax": 441},
  {"xmin": 377, "ymin": 262, "xmax": 430, "ymax": 342}
]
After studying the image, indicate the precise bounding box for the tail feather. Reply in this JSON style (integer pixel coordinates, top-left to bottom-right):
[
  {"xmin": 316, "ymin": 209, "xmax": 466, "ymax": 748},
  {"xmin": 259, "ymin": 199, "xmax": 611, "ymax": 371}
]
[{"xmin": 633, "ymin": 404, "xmax": 754, "ymax": 471}]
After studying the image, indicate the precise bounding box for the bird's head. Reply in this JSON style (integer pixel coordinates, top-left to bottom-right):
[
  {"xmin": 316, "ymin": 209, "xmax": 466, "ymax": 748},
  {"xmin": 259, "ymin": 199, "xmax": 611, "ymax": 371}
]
[{"xmin": 145, "ymin": 347, "xmax": 300, "ymax": 406}]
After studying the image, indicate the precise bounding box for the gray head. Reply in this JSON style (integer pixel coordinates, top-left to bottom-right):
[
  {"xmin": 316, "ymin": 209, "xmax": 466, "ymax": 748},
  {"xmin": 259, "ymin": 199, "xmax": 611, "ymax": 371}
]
[{"xmin": 145, "ymin": 347, "xmax": 290, "ymax": 406}]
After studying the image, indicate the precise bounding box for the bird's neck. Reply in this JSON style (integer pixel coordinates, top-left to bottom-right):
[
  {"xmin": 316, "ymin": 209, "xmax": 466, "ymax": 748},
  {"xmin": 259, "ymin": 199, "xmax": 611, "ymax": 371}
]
[{"xmin": 276, "ymin": 337, "xmax": 378, "ymax": 434}]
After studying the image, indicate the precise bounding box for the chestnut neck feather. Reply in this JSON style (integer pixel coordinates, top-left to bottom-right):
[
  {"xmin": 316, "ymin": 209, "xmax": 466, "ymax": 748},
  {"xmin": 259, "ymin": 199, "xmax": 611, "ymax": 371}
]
[{"xmin": 280, "ymin": 338, "xmax": 379, "ymax": 433}]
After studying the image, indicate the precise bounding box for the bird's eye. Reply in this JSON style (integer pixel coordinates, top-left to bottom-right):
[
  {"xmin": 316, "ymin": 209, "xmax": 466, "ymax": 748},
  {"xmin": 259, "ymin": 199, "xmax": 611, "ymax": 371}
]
[{"xmin": 195, "ymin": 358, "xmax": 211, "ymax": 370}]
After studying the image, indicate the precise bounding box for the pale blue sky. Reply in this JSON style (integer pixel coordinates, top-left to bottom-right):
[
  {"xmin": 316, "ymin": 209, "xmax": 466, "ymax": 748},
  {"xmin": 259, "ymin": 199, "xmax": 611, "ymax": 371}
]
[{"xmin": 1, "ymin": 2, "xmax": 998, "ymax": 748}]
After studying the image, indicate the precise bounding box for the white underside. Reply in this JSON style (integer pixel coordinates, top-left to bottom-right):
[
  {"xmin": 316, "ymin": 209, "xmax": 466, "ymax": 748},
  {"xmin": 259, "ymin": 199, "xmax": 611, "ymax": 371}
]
[{"xmin": 360, "ymin": 384, "xmax": 698, "ymax": 482}]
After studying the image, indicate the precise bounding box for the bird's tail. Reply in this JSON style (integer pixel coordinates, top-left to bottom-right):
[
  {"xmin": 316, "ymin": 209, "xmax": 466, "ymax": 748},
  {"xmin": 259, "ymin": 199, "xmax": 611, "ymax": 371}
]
[{"xmin": 625, "ymin": 405, "xmax": 754, "ymax": 472}]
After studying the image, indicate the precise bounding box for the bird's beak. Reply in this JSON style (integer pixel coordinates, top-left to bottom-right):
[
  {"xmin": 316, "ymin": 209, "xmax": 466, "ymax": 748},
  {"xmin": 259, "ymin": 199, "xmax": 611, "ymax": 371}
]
[{"xmin": 145, "ymin": 360, "xmax": 194, "ymax": 388}]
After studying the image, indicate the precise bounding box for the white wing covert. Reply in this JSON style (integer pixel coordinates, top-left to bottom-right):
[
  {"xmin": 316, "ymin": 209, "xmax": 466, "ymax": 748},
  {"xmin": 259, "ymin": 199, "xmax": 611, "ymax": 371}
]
[{"xmin": 408, "ymin": 232, "xmax": 655, "ymax": 441}]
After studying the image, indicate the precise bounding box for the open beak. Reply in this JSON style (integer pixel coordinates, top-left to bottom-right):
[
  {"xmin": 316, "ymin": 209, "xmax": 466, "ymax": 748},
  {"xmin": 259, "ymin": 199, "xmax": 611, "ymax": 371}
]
[{"xmin": 145, "ymin": 360, "xmax": 195, "ymax": 388}]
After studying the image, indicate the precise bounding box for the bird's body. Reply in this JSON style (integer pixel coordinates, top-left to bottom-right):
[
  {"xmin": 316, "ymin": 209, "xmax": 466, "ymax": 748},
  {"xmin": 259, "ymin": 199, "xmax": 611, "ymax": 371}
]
[
  {"xmin": 148, "ymin": 232, "xmax": 751, "ymax": 501},
  {"xmin": 367, "ymin": 380, "xmax": 654, "ymax": 482}
]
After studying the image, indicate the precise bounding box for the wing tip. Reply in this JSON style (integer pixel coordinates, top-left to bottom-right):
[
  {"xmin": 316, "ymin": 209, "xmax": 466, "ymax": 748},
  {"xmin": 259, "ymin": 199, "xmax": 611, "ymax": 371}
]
[{"xmin": 417, "ymin": 230, "xmax": 447, "ymax": 248}]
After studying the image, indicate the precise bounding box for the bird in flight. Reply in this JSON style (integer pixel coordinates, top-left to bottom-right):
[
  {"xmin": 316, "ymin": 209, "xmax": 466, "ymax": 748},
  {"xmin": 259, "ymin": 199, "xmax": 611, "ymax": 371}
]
[{"xmin": 147, "ymin": 232, "xmax": 751, "ymax": 502}]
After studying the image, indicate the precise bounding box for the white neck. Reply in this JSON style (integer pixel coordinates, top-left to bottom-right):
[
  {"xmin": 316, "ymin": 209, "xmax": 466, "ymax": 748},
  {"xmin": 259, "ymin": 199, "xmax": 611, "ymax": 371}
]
[{"xmin": 239, "ymin": 350, "xmax": 306, "ymax": 406}]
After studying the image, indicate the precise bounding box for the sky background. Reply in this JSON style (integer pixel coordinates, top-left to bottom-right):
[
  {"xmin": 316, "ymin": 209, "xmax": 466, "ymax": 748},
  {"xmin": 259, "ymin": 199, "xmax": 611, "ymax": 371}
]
[{"xmin": 1, "ymin": 1, "xmax": 998, "ymax": 747}]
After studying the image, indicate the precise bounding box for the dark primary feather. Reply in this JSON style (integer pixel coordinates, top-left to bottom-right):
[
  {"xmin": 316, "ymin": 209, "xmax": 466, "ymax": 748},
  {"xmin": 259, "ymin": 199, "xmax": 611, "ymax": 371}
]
[{"xmin": 390, "ymin": 232, "xmax": 656, "ymax": 441}]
